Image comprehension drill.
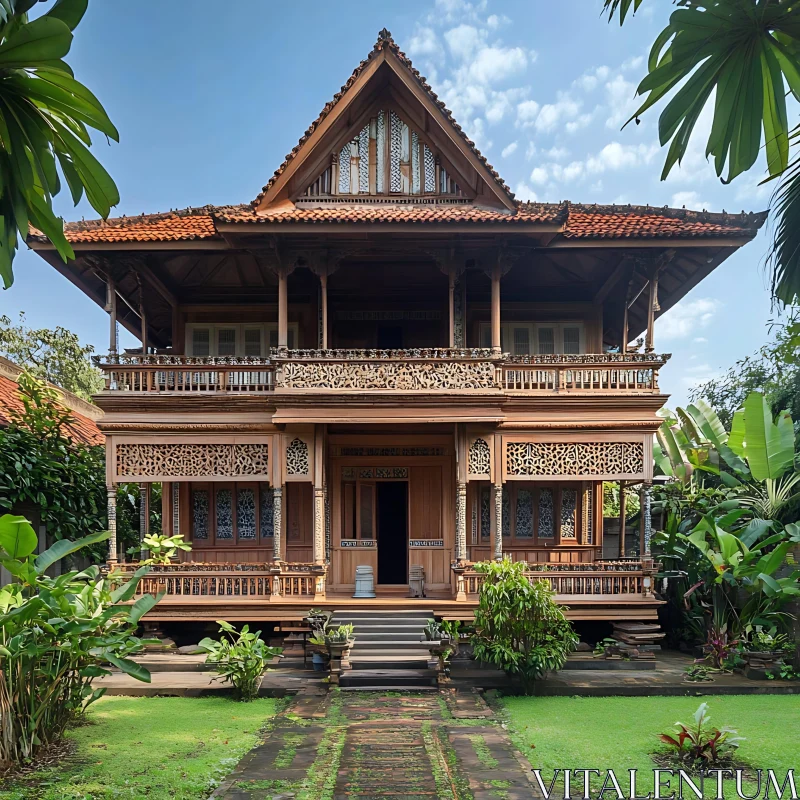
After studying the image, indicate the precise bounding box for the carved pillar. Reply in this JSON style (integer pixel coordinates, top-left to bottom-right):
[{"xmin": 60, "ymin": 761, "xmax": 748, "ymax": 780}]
[
  {"xmin": 105, "ymin": 275, "xmax": 117, "ymax": 356},
  {"xmin": 324, "ymin": 486, "xmax": 331, "ymax": 563},
  {"xmin": 278, "ymin": 270, "xmax": 289, "ymax": 349},
  {"xmin": 456, "ymin": 482, "xmax": 467, "ymax": 562},
  {"xmin": 138, "ymin": 482, "xmax": 150, "ymax": 560},
  {"xmin": 492, "ymin": 483, "xmax": 503, "ymax": 561},
  {"xmin": 319, "ymin": 273, "xmax": 328, "ymax": 349},
  {"xmin": 621, "ymin": 276, "xmax": 634, "ymax": 354},
  {"xmin": 272, "ymin": 487, "xmax": 283, "ymax": 562},
  {"xmin": 491, "ymin": 266, "xmax": 501, "ymax": 352},
  {"xmin": 448, "ymin": 270, "xmax": 456, "ymax": 348},
  {"xmin": 171, "ymin": 482, "xmax": 180, "ymax": 537},
  {"xmin": 645, "ymin": 273, "xmax": 659, "ymax": 354},
  {"xmin": 313, "ymin": 487, "xmax": 325, "ymax": 565},
  {"xmin": 618, "ymin": 481, "xmax": 627, "ymax": 558},
  {"xmin": 454, "ymin": 275, "xmax": 465, "ymax": 348},
  {"xmin": 641, "ymin": 482, "xmax": 652, "ymax": 557},
  {"xmin": 107, "ymin": 486, "xmax": 118, "ymax": 564}
]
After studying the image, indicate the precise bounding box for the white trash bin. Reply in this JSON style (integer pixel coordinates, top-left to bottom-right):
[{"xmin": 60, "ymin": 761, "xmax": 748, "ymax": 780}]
[{"xmin": 353, "ymin": 565, "xmax": 376, "ymax": 598}]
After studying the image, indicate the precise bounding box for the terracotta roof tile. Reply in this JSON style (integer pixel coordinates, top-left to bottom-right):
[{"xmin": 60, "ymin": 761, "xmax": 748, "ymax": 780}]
[
  {"xmin": 251, "ymin": 29, "xmax": 514, "ymax": 208},
  {"xmin": 215, "ymin": 202, "xmax": 564, "ymax": 225},
  {"xmin": 0, "ymin": 374, "xmax": 103, "ymax": 446}
]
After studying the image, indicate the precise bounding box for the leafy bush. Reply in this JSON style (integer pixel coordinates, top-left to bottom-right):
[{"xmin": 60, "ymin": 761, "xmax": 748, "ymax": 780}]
[
  {"xmin": 471, "ymin": 558, "xmax": 578, "ymax": 694},
  {"xmin": 131, "ymin": 533, "xmax": 191, "ymax": 565},
  {"xmin": 658, "ymin": 702, "xmax": 744, "ymax": 766},
  {"xmin": 324, "ymin": 623, "xmax": 354, "ymax": 644},
  {"xmin": 0, "ymin": 514, "xmax": 159, "ymax": 765},
  {"xmin": 198, "ymin": 621, "xmax": 282, "ymax": 702}
]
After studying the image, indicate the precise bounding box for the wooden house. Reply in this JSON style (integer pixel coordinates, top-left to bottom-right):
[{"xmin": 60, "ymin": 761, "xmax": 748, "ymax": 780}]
[{"xmin": 30, "ymin": 30, "xmax": 765, "ymax": 625}]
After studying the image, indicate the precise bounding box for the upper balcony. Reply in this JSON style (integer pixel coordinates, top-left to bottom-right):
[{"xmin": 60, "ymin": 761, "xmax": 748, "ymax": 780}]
[{"xmin": 94, "ymin": 350, "xmax": 669, "ymax": 397}]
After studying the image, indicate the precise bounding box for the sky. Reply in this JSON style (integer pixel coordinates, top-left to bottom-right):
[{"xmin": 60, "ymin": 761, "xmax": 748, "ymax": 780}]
[{"xmin": 0, "ymin": 0, "xmax": 783, "ymax": 407}]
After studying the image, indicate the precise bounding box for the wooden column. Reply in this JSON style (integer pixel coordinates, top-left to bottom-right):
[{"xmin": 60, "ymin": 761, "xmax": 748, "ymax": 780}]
[
  {"xmin": 313, "ymin": 427, "xmax": 325, "ymax": 565},
  {"xmin": 618, "ymin": 481, "xmax": 627, "ymax": 558},
  {"xmin": 138, "ymin": 482, "xmax": 150, "ymax": 560},
  {"xmin": 640, "ymin": 482, "xmax": 652, "ymax": 557},
  {"xmin": 320, "ymin": 273, "xmax": 329, "ymax": 350},
  {"xmin": 273, "ymin": 487, "xmax": 283, "ymax": 562},
  {"xmin": 107, "ymin": 485, "xmax": 118, "ymax": 564},
  {"xmin": 645, "ymin": 273, "xmax": 658, "ymax": 353},
  {"xmin": 448, "ymin": 270, "xmax": 456, "ymax": 347},
  {"xmin": 456, "ymin": 482, "xmax": 467, "ymax": 562},
  {"xmin": 491, "ymin": 265, "xmax": 501, "ymax": 352},
  {"xmin": 621, "ymin": 283, "xmax": 631, "ymax": 354},
  {"xmin": 278, "ymin": 269, "xmax": 289, "ymax": 349},
  {"xmin": 106, "ymin": 276, "xmax": 117, "ymax": 355},
  {"xmin": 492, "ymin": 483, "xmax": 503, "ymax": 561}
]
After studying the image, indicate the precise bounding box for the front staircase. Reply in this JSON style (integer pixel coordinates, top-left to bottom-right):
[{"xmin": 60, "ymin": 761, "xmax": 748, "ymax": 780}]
[{"xmin": 329, "ymin": 609, "xmax": 438, "ymax": 689}]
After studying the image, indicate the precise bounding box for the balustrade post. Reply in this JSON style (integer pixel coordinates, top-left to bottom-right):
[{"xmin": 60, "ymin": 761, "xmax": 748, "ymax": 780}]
[{"xmin": 107, "ymin": 485, "xmax": 118, "ymax": 565}]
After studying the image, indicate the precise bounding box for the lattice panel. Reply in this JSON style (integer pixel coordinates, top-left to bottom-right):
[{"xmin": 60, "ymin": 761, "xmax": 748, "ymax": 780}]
[
  {"xmin": 237, "ymin": 488, "xmax": 257, "ymax": 539},
  {"xmin": 424, "ymin": 144, "xmax": 436, "ymax": 192},
  {"xmin": 561, "ymin": 489, "xmax": 577, "ymax": 539},
  {"xmin": 358, "ymin": 123, "xmax": 370, "ymax": 193},
  {"xmin": 116, "ymin": 444, "xmax": 269, "ymax": 478},
  {"xmin": 216, "ymin": 488, "xmax": 233, "ymax": 539},
  {"xmin": 390, "ymin": 111, "xmax": 402, "ymax": 191},
  {"xmin": 376, "ymin": 110, "xmax": 386, "ymax": 193},
  {"xmin": 411, "ymin": 131, "xmax": 420, "ymax": 194},
  {"xmin": 468, "ymin": 438, "xmax": 491, "ymax": 476},
  {"xmin": 286, "ymin": 438, "xmax": 310, "ymax": 476},
  {"xmin": 260, "ymin": 488, "xmax": 274, "ymax": 537},
  {"xmin": 192, "ymin": 489, "xmax": 209, "ymax": 539},
  {"xmin": 338, "ymin": 141, "xmax": 352, "ymax": 194},
  {"xmin": 538, "ymin": 489, "xmax": 554, "ymax": 538},
  {"xmin": 280, "ymin": 360, "xmax": 497, "ymax": 390},
  {"xmin": 515, "ymin": 489, "xmax": 534, "ymax": 538},
  {"xmin": 505, "ymin": 441, "xmax": 645, "ymax": 478}
]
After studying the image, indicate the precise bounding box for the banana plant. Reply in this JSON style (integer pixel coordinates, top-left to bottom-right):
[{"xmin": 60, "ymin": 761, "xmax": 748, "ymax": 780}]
[
  {"xmin": 0, "ymin": 513, "xmax": 161, "ymax": 764},
  {"xmin": 0, "ymin": 0, "xmax": 119, "ymax": 289}
]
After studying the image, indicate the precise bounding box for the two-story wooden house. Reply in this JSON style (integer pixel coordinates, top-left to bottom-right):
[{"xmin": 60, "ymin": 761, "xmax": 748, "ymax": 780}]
[{"xmin": 30, "ymin": 30, "xmax": 764, "ymax": 627}]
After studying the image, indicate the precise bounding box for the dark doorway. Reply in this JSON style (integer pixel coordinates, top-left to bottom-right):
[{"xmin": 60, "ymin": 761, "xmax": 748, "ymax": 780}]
[
  {"xmin": 377, "ymin": 325, "xmax": 403, "ymax": 349},
  {"xmin": 377, "ymin": 481, "xmax": 408, "ymax": 584}
]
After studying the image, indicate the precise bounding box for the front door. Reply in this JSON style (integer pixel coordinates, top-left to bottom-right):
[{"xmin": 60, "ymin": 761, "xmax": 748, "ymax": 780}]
[{"xmin": 377, "ymin": 481, "xmax": 408, "ymax": 584}]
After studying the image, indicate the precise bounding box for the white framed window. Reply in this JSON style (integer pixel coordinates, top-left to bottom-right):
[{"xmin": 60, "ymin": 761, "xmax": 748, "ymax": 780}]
[
  {"xmin": 480, "ymin": 322, "xmax": 584, "ymax": 355},
  {"xmin": 186, "ymin": 324, "xmax": 299, "ymax": 356}
]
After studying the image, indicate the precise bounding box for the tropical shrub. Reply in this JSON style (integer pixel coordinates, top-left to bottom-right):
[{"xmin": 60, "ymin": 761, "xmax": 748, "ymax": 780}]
[
  {"xmin": 471, "ymin": 558, "xmax": 578, "ymax": 694},
  {"xmin": 132, "ymin": 533, "xmax": 191, "ymax": 565},
  {"xmin": 0, "ymin": 514, "xmax": 159, "ymax": 765},
  {"xmin": 198, "ymin": 621, "xmax": 282, "ymax": 702},
  {"xmin": 324, "ymin": 623, "xmax": 354, "ymax": 644},
  {"xmin": 658, "ymin": 702, "xmax": 744, "ymax": 767}
]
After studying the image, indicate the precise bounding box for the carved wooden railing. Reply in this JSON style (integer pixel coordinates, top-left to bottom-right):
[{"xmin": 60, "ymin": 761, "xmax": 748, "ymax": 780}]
[
  {"xmin": 458, "ymin": 559, "xmax": 657, "ymax": 600},
  {"xmin": 93, "ymin": 355, "xmax": 276, "ymax": 393},
  {"xmin": 94, "ymin": 351, "xmax": 669, "ymax": 395},
  {"xmin": 121, "ymin": 562, "xmax": 323, "ymax": 600},
  {"xmin": 501, "ymin": 354, "xmax": 668, "ymax": 393}
]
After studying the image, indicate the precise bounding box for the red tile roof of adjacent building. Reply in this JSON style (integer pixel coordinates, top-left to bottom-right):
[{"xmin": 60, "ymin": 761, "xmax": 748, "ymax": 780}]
[
  {"xmin": 251, "ymin": 29, "xmax": 514, "ymax": 209},
  {"xmin": 39, "ymin": 201, "xmax": 765, "ymax": 246},
  {"xmin": 0, "ymin": 361, "xmax": 104, "ymax": 447}
]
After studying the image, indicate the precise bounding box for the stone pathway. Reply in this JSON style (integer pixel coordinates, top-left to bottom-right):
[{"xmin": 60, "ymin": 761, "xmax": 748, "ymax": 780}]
[{"xmin": 211, "ymin": 688, "xmax": 540, "ymax": 800}]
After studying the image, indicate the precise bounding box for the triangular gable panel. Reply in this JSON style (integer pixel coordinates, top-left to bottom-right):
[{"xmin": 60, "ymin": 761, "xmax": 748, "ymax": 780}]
[
  {"xmin": 303, "ymin": 108, "xmax": 465, "ymax": 199},
  {"xmin": 254, "ymin": 30, "xmax": 515, "ymax": 212}
]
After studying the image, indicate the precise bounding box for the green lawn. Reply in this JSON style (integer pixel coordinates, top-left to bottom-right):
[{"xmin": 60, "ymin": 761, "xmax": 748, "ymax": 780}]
[
  {"xmin": 0, "ymin": 696, "xmax": 278, "ymax": 800},
  {"xmin": 502, "ymin": 695, "xmax": 800, "ymax": 798}
]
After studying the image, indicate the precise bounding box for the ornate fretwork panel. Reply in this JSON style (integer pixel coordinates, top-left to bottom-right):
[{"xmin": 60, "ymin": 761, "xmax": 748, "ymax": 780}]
[
  {"xmin": 468, "ymin": 438, "xmax": 491, "ymax": 477},
  {"xmin": 279, "ymin": 360, "xmax": 496, "ymax": 390},
  {"xmin": 172, "ymin": 482, "xmax": 180, "ymax": 536},
  {"xmin": 560, "ymin": 489, "xmax": 577, "ymax": 539},
  {"xmin": 480, "ymin": 486, "xmax": 491, "ymax": 540},
  {"xmin": 502, "ymin": 486, "xmax": 511, "ymax": 538},
  {"xmin": 286, "ymin": 438, "xmax": 310, "ymax": 476},
  {"xmin": 192, "ymin": 489, "xmax": 209, "ymax": 539},
  {"xmin": 116, "ymin": 443, "xmax": 269, "ymax": 479},
  {"xmin": 306, "ymin": 109, "xmax": 463, "ymax": 197},
  {"xmin": 583, "ymin": 484, "xmax": 593, "ymax": 545},
  {"xmin": 538, "ymin": 488, "xmax": 554, "ymax": 538},
  {"xmin": 237, "ymin": 488, "xmax": 257, "ymax": 539},
  {"xmin": 515, "ymin": 489, "xmax": 534, "ymax": 538},
  {"xmin": 216, "ymin": 489, "xmax": 233, "ymax": 539},
  {"xmin": 333, "ymin": 446, "xmax": 445, "ymax": 457},
  {"xmin": 260, "ymin": 487, "xmax": 274, "ymax": 537},
  {"xmin": 505, "ymin": 441, "xmax": 645, "ymax": 478}
]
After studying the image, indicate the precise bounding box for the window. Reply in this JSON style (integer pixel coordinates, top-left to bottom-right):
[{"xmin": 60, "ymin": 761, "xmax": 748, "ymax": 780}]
[
  {"xmin": 480, "ymin": 322, "xmax": 584, "ymax": 355},
  {"xmin": 190, "ymin": 482, "xmax": 273, "ymax": 545},
  {"xmin": 186, "ymin": 324, "xmax": 299, "ymax": 356},
  {"xmin": 342, "ymin": 481, "xmax": 376, "ymax": 540}
]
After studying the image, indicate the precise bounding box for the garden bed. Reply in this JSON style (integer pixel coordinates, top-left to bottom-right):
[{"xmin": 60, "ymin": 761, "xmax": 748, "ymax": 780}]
[
  {"xmin": 501, "ymin": 695, "xmax": 799, "ymax": 799},
  {"xmin": 0, "ymin": 696, "xmax": 278, "ymax": 800}
]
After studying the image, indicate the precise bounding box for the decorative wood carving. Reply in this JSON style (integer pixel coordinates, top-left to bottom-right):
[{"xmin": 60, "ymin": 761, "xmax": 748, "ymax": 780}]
[
  {"xmin": 116, "ymin": 443, "xmax": 269, "ymax": 478},
  {"xmin": 505, "ymin": 441, "xmax": 645, "ymax": 478},
  {"xmin": 332, "ymin": 446, "xmax": 445, "ymax": 457},
  {"xmin": 279, "ymin": 360, "xmax": 497, "ymax": 390},
  {"xmin": 286, "ymin": 438, "xmax": 310, "ymax": 476},
  {"xmin": 468, "ymin": 438, "xmax": 491, "ymax": 476},
  {"xmin": 456, "ymin": 482, "xmax": 467, "ymax": 561}
]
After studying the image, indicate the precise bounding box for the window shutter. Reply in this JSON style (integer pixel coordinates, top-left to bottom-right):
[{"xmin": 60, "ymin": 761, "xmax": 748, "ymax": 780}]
[
  {"xmin": 513, "ymin": 327, "xmax": 530, "ymax": 356},
  {"xmin": 563, "ymin": 326, "xmax": 581, "ymax": 354},
  {"xmin": 192, "ymin": 328, "xmax": 210, "ymax": 357},
  {"xmin": 244, "ymin": 329, "xmax": 261, "ymax": 356},
  {"xmin": 537, "ymin": 327, "xmax": 555, "ymax": 354},
  {"xmin": 217, "ymin": 328, "xmax": 237, "ymax": 356}
]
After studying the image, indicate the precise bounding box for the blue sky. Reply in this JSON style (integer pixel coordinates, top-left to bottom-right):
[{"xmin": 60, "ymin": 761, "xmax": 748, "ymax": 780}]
[{"xmin": 2, "ymin": 0, "xmax": 780, "ymax": 406}]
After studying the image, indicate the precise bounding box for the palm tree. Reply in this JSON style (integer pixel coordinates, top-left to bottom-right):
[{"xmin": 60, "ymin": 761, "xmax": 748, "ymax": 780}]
[
  {"xmin": 603, "ymin": 0, "xmax": 800, "ymax": 305},
  {"xmin": 0, "ymin": 0, "xmax": 118, "ymax": 289}
]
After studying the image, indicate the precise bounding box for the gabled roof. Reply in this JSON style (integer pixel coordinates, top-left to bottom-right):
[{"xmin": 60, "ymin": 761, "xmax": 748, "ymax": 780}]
[
  {"xmin": 251, "ymin": 29, "xmax": 517, "ymax": 212},
  {"xmin": 36, "ymin": 202, "xmax": 766, "ymax": 244}
]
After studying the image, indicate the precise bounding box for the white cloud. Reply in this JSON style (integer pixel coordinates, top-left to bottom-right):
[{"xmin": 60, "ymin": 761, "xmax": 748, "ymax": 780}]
[
  {"xmin": 444, "ymin": 24, "xmax": 482, "ymax": 61},
  {"xmin": 486, "ymin": 13, "xmax": 510, "ymax": 28},
  {"xmin": 529, "ymin": 166, "xmax": 549, "ymax": 185},
  {"xmin": 604, "ymin": 74, "xmax": 639, "ymax": 129},
  {"xmin": 501, "ymin": 141, "xmax": 518, "ymax": 158},
  {"xmin": 534, "ymin": 94, "xmax": 582, "ymax": 132},
  {"xmin": 545, "ymin": 146, "xmax": 569, "ymax": 161},
  {"xmin": 516, "ymin": 99, "xmax": 540, "ymax": 127},
  {"xmin": 693, "ymin": 337, "xmax": 708, "ymax": 344},
  {"xmin": 408, "ymin": 26, "xmax": 439, "ymax": 58},
  {"xmin": 573, "ymin": 65, "xmax": 610, "ymax": 93},
  {"xmin": 621, "ymin": 55, "xmax": 644, "ymax": 72},
  {"xmin": 590, "ymin": 180, "xmax": 604, "ymax": 192},
  {"xmin": 525, "ymin": 142, "xmax": 537, "ymax": 160},
  {"xmin": 658, "ymin": 298, "xmax": 721, "ymax": 341},
  {"xmin": 468, "ymin": 45, "xmax": 530, "ymax": 83},
  {"xmin": 514, "ymin": 182, "xmax": 538, "ymax": 202},
  {"xmin": 671, "ymin": 191, "xmax": 713, "ymax": 210},
  {"xmin": 565, "ymin": 112, "xmax": 595, "ymax": 134},
  {"xmin": 586, "ymin": 141, "xmax": 658, "ymax": 174}
]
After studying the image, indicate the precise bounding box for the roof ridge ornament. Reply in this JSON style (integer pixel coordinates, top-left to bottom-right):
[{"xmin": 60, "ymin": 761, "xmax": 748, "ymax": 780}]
[{"xmin": 377, "ymin": 28, "xmax": 393, "ymax": 43}]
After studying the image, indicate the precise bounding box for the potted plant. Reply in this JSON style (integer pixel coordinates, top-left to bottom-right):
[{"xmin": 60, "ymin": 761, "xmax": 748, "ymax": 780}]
[
  {"xmin": 423, "ymin": 619, "xmax": 445, "ymax": 642},
  {"xmin": 324, "ymin": 623, "xmax": 355, "ymax": 684},
  {"xmin": 741, "ymin": 627, "xmax": 791, "ymax": 678},
  {"xmin": 308, "ymin": 634, "xmax": 329, "ymax": 672}
]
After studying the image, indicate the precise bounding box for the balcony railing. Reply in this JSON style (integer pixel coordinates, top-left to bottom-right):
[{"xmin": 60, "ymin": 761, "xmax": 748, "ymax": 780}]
[{"xmin": 94, "ymin": 351, "xmax": 668, "ymax": 395}]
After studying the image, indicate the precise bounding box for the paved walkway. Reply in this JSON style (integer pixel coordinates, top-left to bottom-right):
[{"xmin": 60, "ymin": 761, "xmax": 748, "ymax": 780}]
[{"xmin": 211, "ymin": 689, "xmax": 540, "ymax": 800}]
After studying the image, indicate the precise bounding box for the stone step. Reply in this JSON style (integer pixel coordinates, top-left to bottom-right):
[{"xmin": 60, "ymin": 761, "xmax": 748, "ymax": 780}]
[
  {"xmin": 350, "ymin": 640, "xmax": 433, "ymax": 651},
  {"xmin": 351, "ymin": 632, "xmax": 426, "ymax": 642},
  {"xmin": 331, "ymin": 611, "xmax": 433, "ymax": 620},
  {"xmin": 339, "ymin": 668, "xmax": 437, "ymax": 688}
]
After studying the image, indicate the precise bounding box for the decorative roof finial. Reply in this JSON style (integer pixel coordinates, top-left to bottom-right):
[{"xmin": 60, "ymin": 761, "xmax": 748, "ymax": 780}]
[{"xmin": 377, "ymin": 28, "xmax": 393, "ymax": 42}]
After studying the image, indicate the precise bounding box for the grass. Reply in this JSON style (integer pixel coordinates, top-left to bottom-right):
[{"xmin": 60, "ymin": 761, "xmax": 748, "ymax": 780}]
[
  {"xmin": 502, "ymin": 695, "xmax": 800, "ymax": 799},
  {"xmin": 0, "ymin": 696, "xmax": 278, "ymax": 800}
]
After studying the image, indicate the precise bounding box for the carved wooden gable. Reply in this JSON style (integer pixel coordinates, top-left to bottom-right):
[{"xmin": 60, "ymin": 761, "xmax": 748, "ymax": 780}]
[{"xmin": 304, "ymin": 109, "xmax": 463, "ymax": 199}]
